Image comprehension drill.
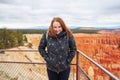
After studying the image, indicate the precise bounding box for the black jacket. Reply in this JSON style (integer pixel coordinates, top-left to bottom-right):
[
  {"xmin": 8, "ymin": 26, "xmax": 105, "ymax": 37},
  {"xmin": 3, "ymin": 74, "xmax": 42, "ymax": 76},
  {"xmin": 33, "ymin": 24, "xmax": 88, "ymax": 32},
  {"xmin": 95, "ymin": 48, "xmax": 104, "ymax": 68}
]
[{"xmin": 38, "ymin": 31, "xmax": 76, "ymax": 73}]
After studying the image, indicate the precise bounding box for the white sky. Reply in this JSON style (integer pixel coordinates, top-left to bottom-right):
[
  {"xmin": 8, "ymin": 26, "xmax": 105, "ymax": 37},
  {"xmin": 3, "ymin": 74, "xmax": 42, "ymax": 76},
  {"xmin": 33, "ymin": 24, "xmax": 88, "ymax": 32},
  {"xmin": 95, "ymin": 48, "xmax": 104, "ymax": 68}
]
[{"xmin": 0, "ymin": 0, "xmax": 120, "ymax": 29}]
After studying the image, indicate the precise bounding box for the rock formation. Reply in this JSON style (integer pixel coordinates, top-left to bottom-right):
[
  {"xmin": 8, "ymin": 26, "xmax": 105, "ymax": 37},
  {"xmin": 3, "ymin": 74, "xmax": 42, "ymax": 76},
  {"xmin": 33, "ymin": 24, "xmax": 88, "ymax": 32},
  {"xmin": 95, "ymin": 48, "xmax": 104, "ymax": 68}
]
[{"xmin": 74, "ymin": 32, "xmax": 120, "ymax": 79}]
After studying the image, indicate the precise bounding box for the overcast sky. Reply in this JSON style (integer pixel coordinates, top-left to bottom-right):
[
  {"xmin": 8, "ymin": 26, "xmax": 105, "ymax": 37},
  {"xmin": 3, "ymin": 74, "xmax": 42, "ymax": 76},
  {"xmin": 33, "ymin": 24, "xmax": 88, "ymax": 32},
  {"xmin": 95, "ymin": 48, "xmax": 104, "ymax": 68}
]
[{"xmin": 0, "ymin": 0, "xmax": 120, "ymax": 29}]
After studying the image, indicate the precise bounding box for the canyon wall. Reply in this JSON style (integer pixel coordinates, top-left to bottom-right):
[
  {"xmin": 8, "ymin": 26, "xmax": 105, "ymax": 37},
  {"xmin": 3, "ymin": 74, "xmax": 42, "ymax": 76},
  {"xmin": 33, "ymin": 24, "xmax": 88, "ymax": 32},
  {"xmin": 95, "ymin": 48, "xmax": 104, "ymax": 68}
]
[{"xmin": 74, "ymin": 32, "xmax": 120, "ymax": 80}]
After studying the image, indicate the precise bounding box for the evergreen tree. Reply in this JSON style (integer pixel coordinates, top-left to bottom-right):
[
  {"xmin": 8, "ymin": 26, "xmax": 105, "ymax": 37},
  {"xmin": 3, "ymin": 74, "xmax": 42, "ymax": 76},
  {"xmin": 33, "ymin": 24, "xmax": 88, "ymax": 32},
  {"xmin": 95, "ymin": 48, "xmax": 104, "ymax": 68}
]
[{"xmin": 0, "ymin": 28, "xmax": 24, "ymax": 49}]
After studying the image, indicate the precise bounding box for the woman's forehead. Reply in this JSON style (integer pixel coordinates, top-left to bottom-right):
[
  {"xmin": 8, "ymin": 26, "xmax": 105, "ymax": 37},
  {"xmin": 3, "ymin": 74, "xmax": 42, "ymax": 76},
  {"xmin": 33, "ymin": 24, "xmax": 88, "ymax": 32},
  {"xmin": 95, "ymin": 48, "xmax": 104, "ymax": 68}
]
[{"xmin": 53, "ymin": 21, "xmax": 61, "ymax": 26}]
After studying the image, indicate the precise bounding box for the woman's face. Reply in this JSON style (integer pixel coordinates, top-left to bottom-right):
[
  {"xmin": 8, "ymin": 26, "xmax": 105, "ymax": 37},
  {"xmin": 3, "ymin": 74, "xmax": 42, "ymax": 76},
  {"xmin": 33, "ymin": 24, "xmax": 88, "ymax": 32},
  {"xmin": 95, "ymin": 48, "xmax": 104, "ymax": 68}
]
[{"xmin": 53, "ymin": 21, "xmax": 63, "ymax": 35}]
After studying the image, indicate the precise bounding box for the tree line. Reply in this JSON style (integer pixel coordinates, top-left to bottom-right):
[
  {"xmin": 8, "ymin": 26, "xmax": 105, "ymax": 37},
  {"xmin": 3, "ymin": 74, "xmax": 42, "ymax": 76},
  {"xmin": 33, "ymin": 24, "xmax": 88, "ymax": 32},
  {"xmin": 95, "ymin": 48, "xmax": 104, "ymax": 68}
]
[
  {"xmin": 0, "ymin": 28, "xmax": 99, "ymax": 49},
  {"xmin": 11, "ymin": 29, "xmax": 99, "ymax": 34},
  {"xmin": 0, "ymin": 28, "xmax": 25, "ymax": 49}
]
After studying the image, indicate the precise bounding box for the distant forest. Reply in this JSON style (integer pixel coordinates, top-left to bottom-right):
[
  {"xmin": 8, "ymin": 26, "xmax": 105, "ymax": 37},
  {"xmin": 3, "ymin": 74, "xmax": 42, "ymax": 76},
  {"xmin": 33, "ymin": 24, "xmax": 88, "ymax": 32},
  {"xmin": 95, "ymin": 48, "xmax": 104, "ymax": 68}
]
[
  {"xmin": 0, "ymin": 28, "xmax": 99, "ymax": 49},
  {"xmin": 8, "ymin": 29, "xmax": 99, "ymax": 34}
]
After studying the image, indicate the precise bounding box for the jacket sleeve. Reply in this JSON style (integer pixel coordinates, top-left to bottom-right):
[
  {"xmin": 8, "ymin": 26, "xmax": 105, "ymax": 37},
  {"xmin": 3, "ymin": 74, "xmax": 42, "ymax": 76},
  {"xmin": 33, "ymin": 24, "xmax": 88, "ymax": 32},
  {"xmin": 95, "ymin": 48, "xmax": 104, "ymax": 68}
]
[
  {"xmin": 67, "ymin": 35, "xmax": 77, "ymax": 64},
  {"xmin": 38, "ymin": 32, "xmax": 48, "ymax": 61}
]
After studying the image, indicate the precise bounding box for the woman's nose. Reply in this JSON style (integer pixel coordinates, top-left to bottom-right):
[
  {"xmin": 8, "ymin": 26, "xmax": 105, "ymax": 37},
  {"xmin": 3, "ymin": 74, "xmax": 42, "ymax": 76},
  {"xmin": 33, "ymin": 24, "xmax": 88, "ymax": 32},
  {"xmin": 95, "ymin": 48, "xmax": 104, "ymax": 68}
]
[{"xmin": 56, "ymin": 28, "xmax": 59, "ymax": 31}]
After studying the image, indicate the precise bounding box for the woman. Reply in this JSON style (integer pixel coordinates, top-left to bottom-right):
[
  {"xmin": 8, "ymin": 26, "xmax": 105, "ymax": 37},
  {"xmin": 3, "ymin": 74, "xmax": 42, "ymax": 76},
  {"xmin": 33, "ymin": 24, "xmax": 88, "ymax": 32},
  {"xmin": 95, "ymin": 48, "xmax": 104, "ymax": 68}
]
[{"xmin": 38, "ymin": 17, "xmax": 76, "ymax": 80}]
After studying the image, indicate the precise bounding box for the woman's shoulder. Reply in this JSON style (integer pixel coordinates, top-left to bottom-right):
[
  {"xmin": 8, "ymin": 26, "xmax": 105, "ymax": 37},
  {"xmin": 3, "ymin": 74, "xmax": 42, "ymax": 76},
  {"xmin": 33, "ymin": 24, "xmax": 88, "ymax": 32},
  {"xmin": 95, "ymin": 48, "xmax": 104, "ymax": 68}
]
[{"xmin": 68, "ymin": 34, "xmax": 75, "ymax": 41}]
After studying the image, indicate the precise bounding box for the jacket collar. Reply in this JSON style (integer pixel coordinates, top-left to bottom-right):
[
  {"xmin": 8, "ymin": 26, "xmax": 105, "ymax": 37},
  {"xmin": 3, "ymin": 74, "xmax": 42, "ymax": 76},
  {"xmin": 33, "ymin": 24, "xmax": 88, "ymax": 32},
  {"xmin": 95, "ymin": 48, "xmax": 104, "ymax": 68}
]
[{"xmin": 57, "ymin": 30, "xmax": 67, "ymax": 39}]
